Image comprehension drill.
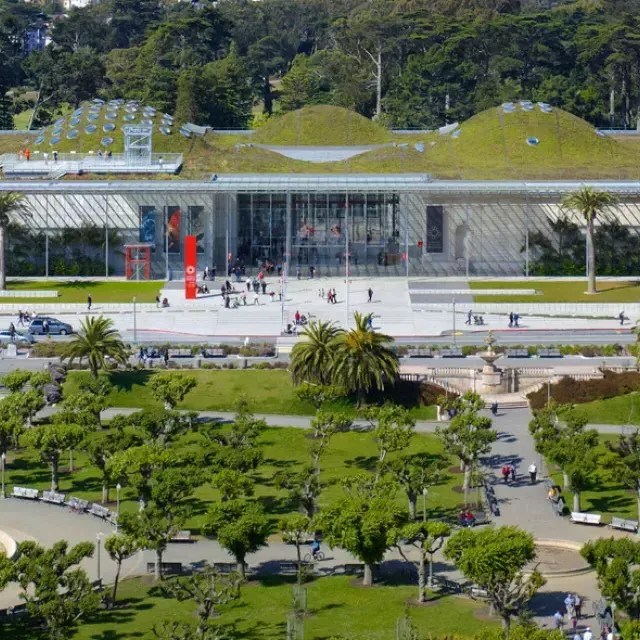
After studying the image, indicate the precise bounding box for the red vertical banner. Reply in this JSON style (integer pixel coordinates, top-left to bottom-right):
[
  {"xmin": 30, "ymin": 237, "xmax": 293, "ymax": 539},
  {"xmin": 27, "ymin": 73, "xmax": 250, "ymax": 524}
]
[{"xmin": 184, "ymin": 235, "xmax": 197, "ymax": 299}]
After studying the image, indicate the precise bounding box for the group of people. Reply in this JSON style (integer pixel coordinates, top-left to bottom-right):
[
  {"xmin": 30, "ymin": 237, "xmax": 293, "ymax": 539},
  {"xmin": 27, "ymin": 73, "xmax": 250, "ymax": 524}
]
[
  {"xmin": 17, "ymin": 310, "xmax": 37, "ymax": 326},
  {"xmin": 456, "ymin": 510, "xmax": 476, "ymax": 527},
  {"xmin": 554, "ymin": 592, "xmax": 586, "ymax": 634},
  {"xmin": 501, "ymin": 463, "xmax": 517, "ymax": 484},
  {"xmin": 203, "ymin": 266, "xmax": 217, "ymax": 281},
  {"xmin": 294, "ymin": 310, "xmax": 309, "ymax": 326},
  {"xmin": 246, "ymin": 275, "xmax": 269, "ymax": 296},
  {"xmin": 325, "ymin": 288, "xmax": 338, "ymax": 304},
  {"xmin": 154, "ymin": 296, "xmax": 170, "ymax": 308},
  {"xmin": 508, "ymin": 312, "xmax": 520, "ymax": 328}
]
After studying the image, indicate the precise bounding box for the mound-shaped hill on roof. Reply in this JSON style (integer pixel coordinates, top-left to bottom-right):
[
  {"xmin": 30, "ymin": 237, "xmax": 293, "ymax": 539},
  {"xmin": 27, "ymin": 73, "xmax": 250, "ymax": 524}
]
[{"xmin": 252, "ymin": 106, "xmax": 393, "ymax": 146}]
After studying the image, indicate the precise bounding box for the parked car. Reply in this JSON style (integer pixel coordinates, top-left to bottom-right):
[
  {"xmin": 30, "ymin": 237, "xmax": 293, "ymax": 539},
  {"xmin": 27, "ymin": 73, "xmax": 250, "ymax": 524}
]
[
  {"xmin": 28, "ymin": 318, "xmax": 73, "ymax": 336},
  {"xmin": 0, "ymin": 330, "xmax": 35, "ymax": 345}
]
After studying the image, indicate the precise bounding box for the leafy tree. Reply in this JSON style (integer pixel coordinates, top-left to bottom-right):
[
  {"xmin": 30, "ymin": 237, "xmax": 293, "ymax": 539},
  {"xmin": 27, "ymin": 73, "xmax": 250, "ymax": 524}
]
[
  {"xmin": 333, "ymin": 312, "xmax": 399, "ymax": 405},
  {"xmin": 104, "ymin": 534, "xmax": 139, "ymax": 606},
  {"xmin": 437, "ymin": 391, "xmax": 495, "ymax": 495},
  {"xmin": 274, "ymin": 464, "xmax": 320, "ymax": 518},
  {"xmin": 174, "ymin": 68, "xmax": 201, "ymax": 125},
  {"xmin": 0, "ymin": 192, "xmax": 29, "ymax": 289},
  {"xmin": 582, "ymin": 537, "xmax": 640, "ymax": 620},
  {"xmin": 607, "ymin": 429, "xmax": 640, "ymax": 520},
  {"xmin": 316, "ymin": 475, "xmax": 408, "ymax": 586},
  {"xmin": 160, "ymin": 563, "xmax": 241, "ymax": 638},
  {"xmin": 212, "ymin": 469, "xmax": 254, "ymax": 502},
  {"xmin": 124, "ymin": 408, "xmax": 195, "ymax": 447},
  {"xmin": 364, "ymin": 404, "xmax": 415, "ymax": 480},
  {"xmin": 279, "ymin": 514, "xmax": 313, "ymax": 585},
  {"xmin": 3, "ymin": 388, "xmax": 45, "ymax": 428},
  {"xmin": 396, "ymin": 521, "xmax": 451, "ymax": 602},
  {"xmin": 561, "ymin": 187, "xmax": 618, "ymax": 294},
  {"xmin": 309, "ymin": 410, "xmax": 352, "ymax": 476},
  {"xmin": 2, "ymin": 368, "xmax": 33, "ymax": 393},
  {"xmin": 0, "ymin": 408, "xmax": 24, "ymax": 455},
  {"xmin": 290, "ymin": 320, "xmax": 341, "ymax": 385},
  {"xmin": 27, "ymin": 421, "xmax": 86, "ymax": 491},
  {"xmin": 295, "ymin": 383, "xmax": 344, "ymax": 426},
  {"xmin": 13, "ymin": 540, "xmax": 99, "ymax": 640},
  {"xmin": 203, "ymin": 499, "xmax": 270, "ymax": 578},
  {"xmin": 88, "ymin": 429, "xmax": 134, "ymax": 503},
  {"xmin": 445, "ymin": 526, "xmax": 546, "ymax": 634},
  {"xmin": 149, "ymin": 374, "xmax": 197, "ymax": 410},
  {"xmin": 279, "ymin": 54, "xmax": 325, "ymax": 112},
  {"xmin": 63, "ymin": 316, "xmax": 128, "ymax": 378}
]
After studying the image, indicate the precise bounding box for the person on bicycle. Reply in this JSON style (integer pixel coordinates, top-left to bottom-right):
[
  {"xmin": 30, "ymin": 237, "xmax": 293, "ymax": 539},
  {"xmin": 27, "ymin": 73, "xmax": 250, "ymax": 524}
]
[{"xmin": 311, "ymin": 539, "xmax": 321, "ymax": 559}]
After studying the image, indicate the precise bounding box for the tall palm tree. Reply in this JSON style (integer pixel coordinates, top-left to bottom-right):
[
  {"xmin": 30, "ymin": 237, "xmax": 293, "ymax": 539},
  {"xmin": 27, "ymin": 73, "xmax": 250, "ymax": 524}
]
[
  {"xmin": 63, "ymin": 316, "xmax": 128, "ymax": 378},
  {"xmin": 333, "ymin": 312, "xmax": 399, "ymax": 406},
  {"xmin": 0, "ymin": 192, "xmax": 29, "ymax": 290},
  {"xmin": 289, "ymin": 320, "xmax": 342, "ymax": 385},
  {"xmin": 562, "ymin": 186, "xmax": 618, "ymax": 294}
]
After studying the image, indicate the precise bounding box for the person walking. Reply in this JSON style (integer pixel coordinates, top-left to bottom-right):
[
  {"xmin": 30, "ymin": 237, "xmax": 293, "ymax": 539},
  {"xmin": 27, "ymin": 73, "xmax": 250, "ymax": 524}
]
[
  {"xmin": 246, "ymin": 277, "xmax": 251, "ymax": 292},
  {"xmin": 514, "ymin": 313, "xmax": 520, "ymax": 327},
  {"xmin": 9, "ymin": 322, "xmax": 15, "ymax": 342},
  {"xmin": 295, "ymin": 310, "xmax": 301, "ymax": 325},
  {"xmin": 368, "ymin": 287, "xmax": 373, "ymax": 303},
  {"xmin": 466, "ymin": 310, "xmax": 472, "ymax": 325},
  {"xmin": 553, "ymin": 610, "xmax": 563, "ymax": 630},
  {"xmin": 204, "ymin": 266, "xmax": 209, "ymax": 281},
  {"xmin": 528, "ymin": 461, "xmax": 537, "ymax": 484},
  {"xmin": 43, "ymin": 319, "xmax": 49, "ymax": 335},
  {"xmin": 87, "ymin": 294, "xmax": 92, "ymax": 311},
  {"xmin": 574, "ymin": 593, "xmax": 582, "ymax": 619},
  {"xmin": 332, "ymin": 288, "xmax": 337, "ymax": 304},
  {"xmin": 253, "ymin": 293, "xmax": 259, "ymax": 305},
  {"xmin": 509, "ymin": 312, "xmax": 514, "ymax": 328},
  {"xmin": 501, "ymin": 465, "xmax": 509, "ymax": 484},
  {"xmin": 620, "ymin": 310, "xmax": 625, "ymax": 326},
  {"xmin": 296, "ymin": 266, "xmax": 301, "ymax": 280},
  {"xmin": 510, "ymin": 462, "xmax": 516, "ymax": 483},
  {"xmin": 261, "ymin": 281, "xmax": 267, "ymax": 295},
  {"xmin": 17, "ymin": 310, "xmax": 23, "ymax": 327},
  {"xmin": 583, "ymin": 628, "xmax": 592, "ymax": 640}
]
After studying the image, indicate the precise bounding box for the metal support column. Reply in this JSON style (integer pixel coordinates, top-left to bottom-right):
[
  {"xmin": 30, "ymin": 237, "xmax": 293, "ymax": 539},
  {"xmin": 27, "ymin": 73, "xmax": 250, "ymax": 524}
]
[
  {"xmin": 405, "ymin": 197, "xmax": 409, "ymax": 278},
  {"xmin": 104, "ymin": 194, "xmax": 110, "ymax": 279},
  {"xmin": 345, "ymin": 192, "xmax": 349, "ymax": 329},
  {"xmin": 45, "ymin": 195, "xmax": 49, "ymax": 279},
  {"xmin": 524, "ymin": 195, "xmax": 530, "ymax": 278},
  {"xmin": 165, "ymin": 199, "xmax": 169, "ymax": 280},
  {"xmin": 283, "ymin": 192, "xmax": 292, "ymax": 331},
  {"xmin": 225, "ymin": 195, "xmax": 230, "ymax": 277},
  {"xmin": 465, "ymin": 206, "xmax": 470, "ymax": 279}
]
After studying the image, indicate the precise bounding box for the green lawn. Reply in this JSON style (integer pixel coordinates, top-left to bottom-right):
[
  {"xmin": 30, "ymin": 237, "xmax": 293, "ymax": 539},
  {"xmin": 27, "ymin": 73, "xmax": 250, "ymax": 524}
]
[
  {"xmin": 5, "ymin": 280, "xmax": 165, "ymax": 304},
  {"xmin": 63, "ymin": 370, "xmax": 438, "ymax": 420},
  {"xmin": 5, "ymin": 424, "xmax": 461, "ymax": 531},
  {"xmin": 569, "ymin": 391, "xmax": 640, "ymax": 425},
  {"xmin": 549, "ymin": 434, "xmax": 636, "ymax": 522},
  {"xmin": 470, "ymin": 279, "xmax": 640, "ymax": 303},
  {"xmin": 36, "ymin": 576, "xmax": 495, "ymax": 640}
]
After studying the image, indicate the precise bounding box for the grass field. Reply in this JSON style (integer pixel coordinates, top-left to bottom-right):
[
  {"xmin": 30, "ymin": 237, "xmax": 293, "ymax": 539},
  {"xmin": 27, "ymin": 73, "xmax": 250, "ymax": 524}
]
[
  {"xmin": 63, "ymin": 370, "xmax": 438, "ymax": 420},
  {"xmin": 5, "ymin": 279, "xmax": 165, "ymax": 304},
  {"xmin": 565, "ymin": 391, "xmax": 640, "ymax": 425},
  {"xmin": 549, "ymin": 434, "xmax": 636, "ymax": 521},
  {"xmin": 470, "ymin": 280, "xmax": 640, "ymax": 302},
  {"xmin": 36, "ymin": 576, "xmax": 495, "ymax": 640},
  {"xmin": 5, "ymin": 424, "xmax": 462, "ymax": 531}
]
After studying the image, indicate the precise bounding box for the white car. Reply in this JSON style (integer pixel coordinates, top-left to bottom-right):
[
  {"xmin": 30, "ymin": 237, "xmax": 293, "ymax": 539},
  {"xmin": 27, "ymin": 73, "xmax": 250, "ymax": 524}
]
[{"xmin": 0, "ymin": 330, "xmax": 35, "ymax": 345}]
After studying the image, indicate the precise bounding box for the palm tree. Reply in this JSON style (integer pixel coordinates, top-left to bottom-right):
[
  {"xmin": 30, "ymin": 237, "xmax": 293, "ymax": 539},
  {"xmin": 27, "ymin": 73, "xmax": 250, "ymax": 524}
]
[
  {"xmin": 562, "ymin": 186, "xmax": 618, "ymax": 294},
  {"xmin": 333, "ymin": 312, "xmax": 399, "ymax": 406},
  {"xmin": 0, "ymin": 192, "xmax": 30, "ymax": 290},
  {"xmin": 289, "ymin": 320, "xmax": 342, "ymax": 385},
  {"xmin": 63, "ymin": 316, "xmax": 128, "ymax": 378}
]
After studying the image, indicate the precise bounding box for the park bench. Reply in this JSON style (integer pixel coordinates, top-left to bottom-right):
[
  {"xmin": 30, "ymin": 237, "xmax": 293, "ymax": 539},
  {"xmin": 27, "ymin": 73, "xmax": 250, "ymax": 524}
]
[
  {"xmin": 279, "ymin": 562, "xmax": 307, "ymax": 575},
  {"xmin": 67, "ymin": 496, "xmax": 89, "ymax": 513},
  {"xmin": 469, "ymin": 586, "xmax": 490, "ymax": 600},
  {"xmin": 440, "ymin": 348, "xmax": 464, "ymax": 358},
  {"xmin": 170, "ymin": 530, "xmax": 195, "ymax": 543},
  {"xmin": 570, "ymin": 512, "xmax": 602, "ymax": 526},
  {"xmin": 146, "ymin": 562, "xmax": 183, "ymax": 575},
  {"xmin": 431, "ymin": 575, "xmax": 464, "ymax": 594},
  {"xmin": 505, "ymin": 348, "xmax": 529, "ymax": 358},
  {"xmin": 538, "ymin": 348, "xmax": 562, "ymax": 358},
  {"xmin": 88, "ymin": 503, "xmax": 111, "ymax": 520},
  {"xmin": 11, "ymin": 486, "xmax": 39, "ymax": 500},
  {"xmin": 407, "ymin": 348, "xmax": 432, "ymax": 358},
  {"xmin": 7, "ymin": 604, "xmax": 28, "ymax": 618},
  {"xmin": 471, "ymin": 510, "xmax": 490, "ymax": 526},
  {"xmin": 343, "ymin": 564, "xmax": 365, "ymax": 576},
  {"xmin": 168, "ymin": 348, "xmax": 192, "ymax": 358},
  {"xmin": 205, "ymin": 348, "xmax": 225, "ymax": 358},
  {"xmin": 213, "ymin": 562, "xmax": 239, "ymax": 575},
  {"xmin": 41, "ymin": 490, "xmax": 66, "ymax": 505},
  {"xmin": 610, "ymin": 517, "xmax": 639, "ymax": 533}
]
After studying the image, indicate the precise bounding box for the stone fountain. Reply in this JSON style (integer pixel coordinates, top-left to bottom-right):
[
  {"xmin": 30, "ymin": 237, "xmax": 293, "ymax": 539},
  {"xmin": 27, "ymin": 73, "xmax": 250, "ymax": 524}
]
[{"xmin": 478, "ymin": 331, "xmax": 503, "ymax": 393}]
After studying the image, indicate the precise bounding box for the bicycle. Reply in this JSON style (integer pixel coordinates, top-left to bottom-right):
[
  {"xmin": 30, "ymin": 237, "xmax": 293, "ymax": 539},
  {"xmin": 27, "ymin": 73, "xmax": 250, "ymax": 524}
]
[{"xmin": 303, "ymin": 551, "xmax": 325, "ymax": 563}]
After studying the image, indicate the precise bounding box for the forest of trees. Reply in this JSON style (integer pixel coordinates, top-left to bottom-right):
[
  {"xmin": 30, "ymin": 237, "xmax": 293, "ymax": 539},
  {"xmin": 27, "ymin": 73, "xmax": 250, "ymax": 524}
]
[{"xmin": 4, "ymin": 0, "xmax": 640, "ymax": 129}]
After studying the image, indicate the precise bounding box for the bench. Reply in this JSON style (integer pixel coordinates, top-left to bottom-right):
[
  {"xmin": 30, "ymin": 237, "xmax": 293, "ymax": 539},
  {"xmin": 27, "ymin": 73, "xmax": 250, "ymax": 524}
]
[
  {"xmin": 471, "ymin": 510, "xmax": 490, "ymax": 526},
  {"xmin": 206, "ymin": 348, "xmax": 225, "ymax": 358},
  {"xmin": 469, "ymin": 586, "xmax": 490, "ymax": 600},
  {"xmin": 67, "ymin": 496, "xmax": 89, "ymax": 513},
  {"xmin": 213, "ymin": 562, "xmax": 239, "ymax": 575},
  {"xmin": 431, "ymin": 575, "xmax": 464, "ymax": 594},
  {"xmin": 88, "ymin": 503, "xmax": 111, "ymax": 520},
  {"xmin": 505, "ymin": 348, "xmax": 529, "ymax": 358},
  {"xmin": 41, "ymin": 490, "xmax": 66, "ymax": 505},
  {"xmin": 11, "ymin": 486, "xmax": 39, "ymax": 500},
  {"xmin": 440, "ymin": 348, "xmax": 464, "ymax": 358},
  {"xmin": 538, "ymin": 348, "xmax": 562, "ymax": 358},
  {"xmin": 610, "ymin": 517, "xmax": 639, "ymax": 532},
  {"xmin": 343, "ymin": 564, "xmax": 365, "ymax": 576},
  {"xmin": 570, "ymin": 512, "xmax": 602, "ymax": 526},
  {"xmin": 146, "ymin": 562, "xmax": 183, "ymax": 575},
  {"xmin": 170, "ymin": 530, "xmax": 195, "ymax": 543},
  {"xmin": 168, "ymin": 348, "xmax": 192, "ymax": 358},
  {"xmin": 279, "ymin": 561, "xmax": 309, "ymax": 575},
  {"xmin": 407, "ymin": 349, "xmax": 432, "ymax": 358}
]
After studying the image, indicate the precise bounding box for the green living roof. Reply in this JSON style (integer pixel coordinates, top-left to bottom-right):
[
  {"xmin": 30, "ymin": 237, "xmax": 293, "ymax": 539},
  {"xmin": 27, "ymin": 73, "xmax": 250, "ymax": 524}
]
[{"xmin": 2, "ymin": 103, "xmax": 640, "ymax": 180}]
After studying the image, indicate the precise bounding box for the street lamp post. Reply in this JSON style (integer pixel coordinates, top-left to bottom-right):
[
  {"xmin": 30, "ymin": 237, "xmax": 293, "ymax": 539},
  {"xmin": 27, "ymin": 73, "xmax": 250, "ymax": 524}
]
[
  {"xmin": 1, "ymin": 452, "xmax": 5, "ymax": 499},
  {"xmin": 116, "ymin": 483, "xmax": 122, "ymax": 533},
  {"xmin": 133, "ymin": 297, "xmax": 137, "ymax": 344},
  {"xmin": 547, "ymin": 376, "xmax": 551, "ymax": 407},
  {"xmin": 96, "ymin": 533, "xmax": 103, "ymax": 582},
  {"xmin": 422, "ymin": 487, "xmax": 428, "ymax": 522},
  {"xmin": 452, "ymin": 298, "xmax": 456, "ymax": 345}
]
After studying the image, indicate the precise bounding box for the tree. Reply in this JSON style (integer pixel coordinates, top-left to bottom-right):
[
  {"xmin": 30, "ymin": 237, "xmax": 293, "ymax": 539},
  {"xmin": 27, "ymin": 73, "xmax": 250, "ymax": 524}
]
[
  {"xmin": 274, "ymin": 464, "xmax": 320, "ymax": 518},
  {"xmin": 309, "ymin": 410, "xmax": 352, "ymax": 476},
  {"xmin": 13, "ymin": 540, "xmax": 99, "ymax": 640},
  {"xmin": 279, "ymin": 514, "xmax": 313, "ymax": 585},
  {"xmin": 4, "ymin": 388, "xmax": 45, "ymax": 428},
  {"xmin": 396, "ymin": 521, "xmax": 451, "ymax": 602},
  {"xmin": 64, "ymin": 377, "xmax": 113, "ymax": 429},
  {"xmin": 2, "ymin": 368, "xmax": 33, "ymax": 393},
  {"xmin": 582, "ymin": 537, "xmax": 640, "ymax": 620},
  {"xmin": 149, "ymin": 374, "xmax": 197, "ymax": 410},
  {"xmin": 445, "ymin": 526, "xmax": 546, "ymax": 634},
  {"xmin": 160, "ymin": 563, "xmax": 241, "ymax": 638},
  {"xmin": 0, "ymin": 407, "xmax": 24, "ymax": 455},
  {"xmin": 294, "ymin": 383, "xmax": 344, "ymax": 427},
  {"xmin": 63, "ymin": 316, "xmax": 128, "ymax": 378},
  {"xmin": 364, "ymin": 404, "xmax": 415, "ymax": 481},
  {"xmin": 125, "ymin": 408, "xmax": 194, "ymax": 447},
  {"xmin": 0, "ymin": 192, "xmax": 29, "ymax": 290},
  {"xmin": 203, "ymin": 500, "xmax": 270, "ymax": 579},
  {"xmin": 279, "ymin": 54, "xmax": 325, "ymax": 112},
  {"xmin": 316, "ymin": 475, "xmax": 408, "ymax": 586},
  {"xmin": 121, "ymin": 503, "xmax": 189, "ymax": 581},
  {"xmin": 89, "ymin": 428, "xmax": 134, "ymax": 503},
  {"xmin": 289, "ymin": 320, "xmax": 341, "ymax": 385},
  {"xmin": 561, "ymin": 187, "xmax": 618, "ymax": 294},
  {"xmin": 333, "ymin": 312, "xmax": 399, "ymax": 405},
  {"xmin": 607, "ymin": 429, "xmax": 640, "ymax": 520},
  {"xmin": 437, "ymin": 392, "xmax": 495, "ymax": 496},
  {"xmin": 104, "ymin": 534, "xmax": 139, "ymax": 606},
  {"xmin": 27, "ymin": 422, "xmax": 86, "ymax": 491},
  {"xmin": 212, "ymin": 469, "xmax": 254, "ymax": 502}
]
